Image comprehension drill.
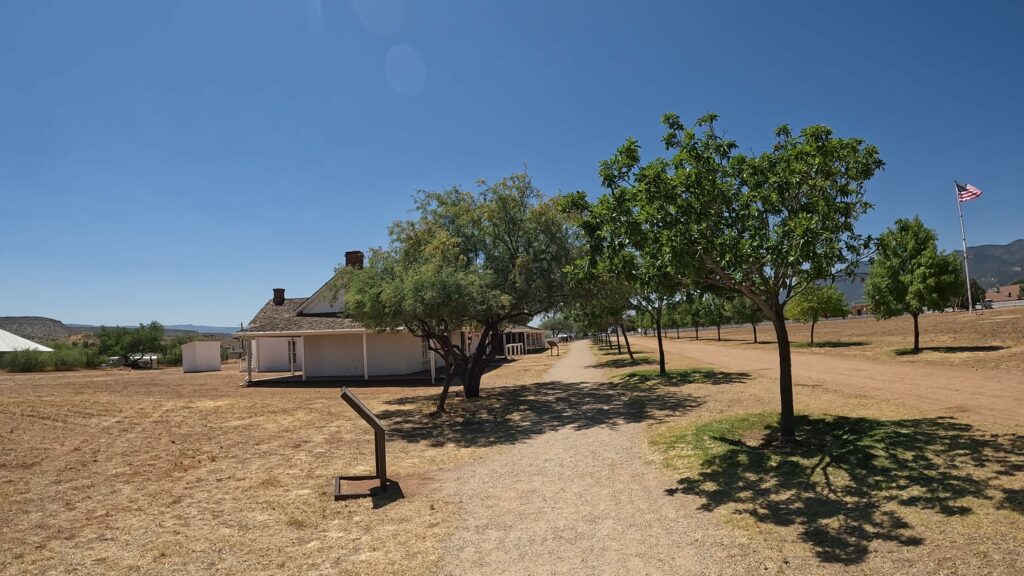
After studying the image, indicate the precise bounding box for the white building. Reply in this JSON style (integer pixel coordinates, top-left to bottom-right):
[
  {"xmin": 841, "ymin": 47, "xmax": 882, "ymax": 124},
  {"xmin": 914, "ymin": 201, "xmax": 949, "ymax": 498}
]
[
  {"xmin": 182, "ymin": 341, "xmax": 222, "ymax": 373},
  {"xmin": 237, "ymin": 251, "xmax": 444, "ymax": 385}
]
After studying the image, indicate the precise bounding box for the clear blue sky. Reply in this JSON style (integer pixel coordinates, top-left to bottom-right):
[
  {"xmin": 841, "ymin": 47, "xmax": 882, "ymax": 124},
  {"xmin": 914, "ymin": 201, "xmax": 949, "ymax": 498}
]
[{"xmin": 2, "ymin": 1, "xmax": 1021, "ymax": 327}]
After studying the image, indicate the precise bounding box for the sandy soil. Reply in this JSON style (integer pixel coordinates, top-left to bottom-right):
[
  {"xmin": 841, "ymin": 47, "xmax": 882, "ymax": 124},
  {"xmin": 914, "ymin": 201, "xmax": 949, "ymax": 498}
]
[
  {"xmin": 683, "ymin": 306, "xmax": 1024, "ymax": 372},
  {"xmin": 630, "ymin": 335, "xmax": 1024, "ymax": 433},
  {"xmin": 0, "ymin": 353, "xmax": 561, "ymax": 576},
  {"xmin": 436, "ymin": 341, "xmax": 763, "ymax": 576}
]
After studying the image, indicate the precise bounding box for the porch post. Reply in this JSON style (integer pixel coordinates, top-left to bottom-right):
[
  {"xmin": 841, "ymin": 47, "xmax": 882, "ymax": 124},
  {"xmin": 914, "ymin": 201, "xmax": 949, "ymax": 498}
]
[
  {"xmin": 362, "ymin": 332, "xmax": 369, "ymax": 381},
  {"xmin": 244, "ymin": 337, "xmax": 252, "ymax": 386},
  {"xmin": 289, "ymin": 337, "xmax": 295, "ymax": 376},
  {"xmin": 301, "ymin": 336, "xmax": 307, "ymax": 381}
]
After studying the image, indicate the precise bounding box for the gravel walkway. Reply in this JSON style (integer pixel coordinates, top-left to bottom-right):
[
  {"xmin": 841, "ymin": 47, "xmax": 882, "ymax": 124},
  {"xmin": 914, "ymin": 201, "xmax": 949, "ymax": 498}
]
[{"xmin": 437, "ymin": 341, "xmax": 762, "ymax": 576}]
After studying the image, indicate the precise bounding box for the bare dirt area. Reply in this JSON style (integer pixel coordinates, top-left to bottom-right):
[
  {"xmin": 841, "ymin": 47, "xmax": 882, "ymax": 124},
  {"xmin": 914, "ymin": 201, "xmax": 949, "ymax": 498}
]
[
  {"xmin": 4, "ymin": 335, "xmax": 1022, "ymax": 575},
  {"xmin": 631, "ymin": 327, "xmax": 1024, "ymax": 433},
  {"xmin": 618, "ymin": 335, "xmax": 1024, "ymax": 574},
  {"xmin": 697, "ymin": 305, "xmax": 1024, "ymax": 372},
  {"xmin": 434, "ymin": 341, "xmax": 765, "ymax": 576},
  {"xmin": 0, "ymin": 352, "xmax": 560, "ymax": 576}
]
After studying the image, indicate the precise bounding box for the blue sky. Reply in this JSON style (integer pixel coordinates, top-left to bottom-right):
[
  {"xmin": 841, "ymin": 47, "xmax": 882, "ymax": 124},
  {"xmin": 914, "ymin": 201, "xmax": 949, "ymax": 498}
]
[{"xmin": 1, "ymin": 1, "xmax": 1021, "ymax": 326}]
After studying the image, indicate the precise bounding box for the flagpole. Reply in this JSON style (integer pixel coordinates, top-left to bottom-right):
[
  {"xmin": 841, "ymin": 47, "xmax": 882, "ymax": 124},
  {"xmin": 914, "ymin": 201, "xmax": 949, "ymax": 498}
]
[{"xmin": 955, "ymin": 181, "xmax": 974, "ymax": 314}]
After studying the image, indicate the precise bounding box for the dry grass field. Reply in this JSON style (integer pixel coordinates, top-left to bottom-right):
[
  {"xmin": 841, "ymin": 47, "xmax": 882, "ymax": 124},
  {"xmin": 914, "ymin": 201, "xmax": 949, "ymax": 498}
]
[
  {"xmin": 592, "ymin": 342, "xmax": 1024, "ymax": 575},
  {"xmin": 3, "ymin": 324, "xmax": 1022, "ymax": 575},
  {"xmin": 680, "ymin": 305, "xmax": 1024, "ymax": 372},
  {"xmin": 0, "ymin": 353, "xmax": 560, "ymax": 576}
]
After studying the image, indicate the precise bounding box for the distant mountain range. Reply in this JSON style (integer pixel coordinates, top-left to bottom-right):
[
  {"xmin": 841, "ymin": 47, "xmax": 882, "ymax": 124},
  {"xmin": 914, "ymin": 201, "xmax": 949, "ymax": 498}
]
[
  {"xmin": 833, "ymin": 239, "xmax": 1024, "ymax": 304},
  {"xmin": 66, "ymin": 323, "xmax": 239, "ymax": 335},
  {"xmin": 954, "ymin": 239, "xmax": 1024, "ymax": 288},
  {"xmin": 0, "ymin": 317, "xmax": 237, "ymax": 342}
]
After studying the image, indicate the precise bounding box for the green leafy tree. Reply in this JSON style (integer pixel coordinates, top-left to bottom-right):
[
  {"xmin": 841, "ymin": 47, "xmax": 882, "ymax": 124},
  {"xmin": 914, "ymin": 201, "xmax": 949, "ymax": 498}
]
[
  {"xmin": 703, "ymin": 292, "xmax": 730, "ymax": 341},
  {"xmin": 562, "ymin": 180, "xmax": 685, "ymax": 375},
  {"xmin": 950, "ymin": 277, "xmax": 986, "ymax": 311},
  {"xmin": 342, "ymin": 173, "xmax": 574, "ymax": 412},
  {"xmin": 786, "ymin": 284, "xmax": 848, "ymax": 345},
  {"xmin": 563, "ymin": 268, "xmax": 637, "ymax": 359},
  {"xmin": 98, "ymin": 321, "xmax": 165, "ymax": 368},
  {"xmin": 726, "ymin": 296, "xmax": 766, "ymax": 343},
  {"xmin": 865, "ymin": 217, "xmax": 962, "ymax": 352},
  {"xmin": 538, "ymin": 314, "xmax": 576, "ymax": 337},
  {"xmin": 599, "ymin": 113, "xmax": 883, "ymax": 442},
  {"xmin": 678, "ymin": 293, "xmax": 706, "ymax": 340}
]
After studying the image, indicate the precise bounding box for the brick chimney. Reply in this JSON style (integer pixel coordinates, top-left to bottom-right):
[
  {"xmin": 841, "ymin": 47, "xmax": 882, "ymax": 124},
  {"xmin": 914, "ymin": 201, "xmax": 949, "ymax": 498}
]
[
  {"xmin": 272, "ymin": 288, "xmax": 286, "ymax": 305},
  {"xmin": 344, "ymin": 250, "xmax": 365, "ymax": 269}
]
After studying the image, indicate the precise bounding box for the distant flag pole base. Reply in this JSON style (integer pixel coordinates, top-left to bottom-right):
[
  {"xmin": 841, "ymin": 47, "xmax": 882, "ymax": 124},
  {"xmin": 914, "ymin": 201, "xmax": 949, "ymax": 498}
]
[{"xmin": 955, "ymin": 181, "xmax": 983, "ymax": 314}]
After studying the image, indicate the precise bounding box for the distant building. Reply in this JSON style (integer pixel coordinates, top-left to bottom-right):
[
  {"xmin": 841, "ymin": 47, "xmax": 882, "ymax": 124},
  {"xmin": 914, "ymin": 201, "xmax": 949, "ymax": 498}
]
[
  {"xmin": 984, "ymin": 284, "xmax": 1023, "ymax": 304},
  {"xmin": 850, "ymin": 303, "xmax": 870, "ymax": 317}
]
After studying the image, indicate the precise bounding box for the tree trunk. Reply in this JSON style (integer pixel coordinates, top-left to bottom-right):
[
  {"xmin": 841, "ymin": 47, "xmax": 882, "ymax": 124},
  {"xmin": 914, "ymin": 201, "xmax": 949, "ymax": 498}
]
[
  {"xmin": 912, "ymin": 312, "xmax": 920, "ymax": 353},
  {"xmin": 655, "ymin": 311, "xmax": 667, "ymax": 376},
  {"xmin": 614, "ymin": 328, "xmax": 622, "ymax": 354},
  {"xmin": 464, "ymin": 364, "xmax": 482, "ymax": 398},
  {"xmin": 810, "ymin": 320, "xmax": 816, "ymax": 346},
  {"xmin": 694, "ymin": 325, "xmax": 699, "ymax": 341},
  {"xmin": 751, "ymin": 323, "xmax": 758, "ymax": 343},
  {"xmin": 716, "ymin": 322, "xmax": 721, "ymax": 341},
  {"xmin": 435, "ymin": 362, "xmax": 459, "ymax": 413},
  {"xmin": 676, "ymin": 326, "xmax": 680, "ymax": 339},
  {"xmin": 464, "ymin": 325, "xmax": 499, "ymax": 398},
  {"xmin": 618, "ymin": 321, "xmax": 635, "ymax": 361},
  {"xmin": 771, "ymin": 313, "xmax": 796, "ymax": 444}
]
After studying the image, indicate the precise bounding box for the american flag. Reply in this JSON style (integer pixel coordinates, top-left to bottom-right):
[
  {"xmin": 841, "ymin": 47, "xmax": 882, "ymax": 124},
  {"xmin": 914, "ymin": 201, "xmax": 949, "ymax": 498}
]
[{"xmin": 956, "ymin": 181, "xmax": 983, "ymax": 202}]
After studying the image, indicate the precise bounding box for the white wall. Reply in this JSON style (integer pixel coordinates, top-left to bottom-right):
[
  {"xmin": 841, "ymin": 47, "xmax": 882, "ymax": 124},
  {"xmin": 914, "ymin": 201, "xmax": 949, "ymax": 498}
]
[
  {"xmin": 303, "ymin": 334, "xmax": 363, "ymax": 378},
  {"xmin": 296, "ymin": 332, "xmax": 442, "ymax": 379},
  {"xmin": 253, "ymin": 337, "xmax": 303, "ymax": 372},
  {"xmin": 366, "ymin": 332, "xmax": 432, "ymax": 376},
  {"xmin": 182, "ymin": 341, "xmax": 221, "ymax": 373}
]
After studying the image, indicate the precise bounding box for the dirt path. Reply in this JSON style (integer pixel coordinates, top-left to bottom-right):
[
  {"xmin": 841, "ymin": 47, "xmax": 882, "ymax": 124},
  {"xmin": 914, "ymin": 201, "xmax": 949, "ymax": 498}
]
[
  {"xmin": 437, "ymin": 341, "xmax": 761, "ymax": 576},
  {"xmin": 632, "ymin": 336, "xmax": 1024, "ymax": 431}
]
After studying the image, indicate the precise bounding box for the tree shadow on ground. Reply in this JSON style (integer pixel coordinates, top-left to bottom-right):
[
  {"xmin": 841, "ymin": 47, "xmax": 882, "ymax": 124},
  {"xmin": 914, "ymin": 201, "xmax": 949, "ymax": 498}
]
[
  {"xmin": 377, "ymin": 379, "xmax": 707, "ymax": 448},
  {"xmin": 617, "ymin": 369, "xmax": 752, "ymax": 387},
  {"xmin": 894, "ymin": 345, "xmax": 1007, "ymax": 356},
  {"xmin": 792, "ymin": 341, "xmax": 869, "ymax": 349},
  {"xmin": 665, "ymin": 415, "xmax": 1024, "ymax": 565},
  {"xmin": 1001, "ymin": 488, "xmax": 1024, "ymax": 514},
  {"xmin": 591, "ymin": 356, "xmax": 656, "ymax": 369}
]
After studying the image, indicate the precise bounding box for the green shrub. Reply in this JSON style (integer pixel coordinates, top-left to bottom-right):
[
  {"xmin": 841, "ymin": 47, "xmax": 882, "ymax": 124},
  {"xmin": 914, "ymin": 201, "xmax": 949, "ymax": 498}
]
[
  {"xmin": 1, "ymin": 350, "xmax": 53, "ymax": 372},
  {"xmin": 40, "ymin": 342, "xmax": 105, "ymax": 370},
  {"xmin": 52, "ymin": 348, "xmax": 82, "ymax": 370}
]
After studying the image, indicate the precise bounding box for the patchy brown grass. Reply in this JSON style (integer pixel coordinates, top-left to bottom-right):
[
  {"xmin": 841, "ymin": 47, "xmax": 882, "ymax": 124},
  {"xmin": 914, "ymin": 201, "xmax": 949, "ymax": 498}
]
[
  {"xmin": 592, "ymin": 339, "xmax": 1024, "ymax": 574},
  {"xmin": 0, "ymin": 351, "xmax": 559, "ymax": 576},
  {"xmin": 668, "ymin": 306, "xmax": 1024, "ymax": 371}
]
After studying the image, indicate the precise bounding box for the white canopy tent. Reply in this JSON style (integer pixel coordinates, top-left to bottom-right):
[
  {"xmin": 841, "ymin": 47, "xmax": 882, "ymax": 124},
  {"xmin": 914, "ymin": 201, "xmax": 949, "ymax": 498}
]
[{"xmin": 0, "ymin": 329, "xmax": 53, "ymax": 352}]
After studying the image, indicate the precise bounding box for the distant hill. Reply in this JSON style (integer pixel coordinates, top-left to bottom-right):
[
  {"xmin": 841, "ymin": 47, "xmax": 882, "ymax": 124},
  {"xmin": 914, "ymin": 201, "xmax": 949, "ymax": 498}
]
[
  {"xmin": 833, "ymin": 264, "xmax": 870, "ymax": 304},
  {"xmin": 0, "ymin": 317, "xmax": 79, "ymax": 341},
  {"xmin": 165, "ymin": 324, "xmax": 239, "ymax": 335},
  {"xmin": 830, "ymin": 239, "xmax": 1024, "ymax": 305},
  {"xmin": 954, "ymin": 239, "xmax": 1024, "ymax": 288},
  {"xmin": 1, "ymin": 317, "xmax": 237, "ymax": 341}
]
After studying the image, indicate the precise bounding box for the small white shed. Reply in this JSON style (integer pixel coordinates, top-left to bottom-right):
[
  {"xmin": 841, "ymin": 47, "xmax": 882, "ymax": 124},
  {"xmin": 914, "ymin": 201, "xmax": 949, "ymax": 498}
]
[{"xmin": 182, "ymin": 341, "xmax": 222, "ymax": 373}]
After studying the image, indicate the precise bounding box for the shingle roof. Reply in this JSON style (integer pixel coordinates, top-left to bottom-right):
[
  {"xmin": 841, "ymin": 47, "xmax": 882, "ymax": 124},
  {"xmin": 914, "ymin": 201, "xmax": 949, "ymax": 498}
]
[{"xmin": 242, "ymin": 298, "xmax": 365, "ymax": 334}]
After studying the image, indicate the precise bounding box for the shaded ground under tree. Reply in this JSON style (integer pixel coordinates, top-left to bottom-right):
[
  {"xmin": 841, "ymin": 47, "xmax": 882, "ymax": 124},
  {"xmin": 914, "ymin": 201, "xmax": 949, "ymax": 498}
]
[
  {"xmin": 663, "ymin": 414, "xmax": 1024, "ymax": 565},
  {"xmin": 375, "ymin": 374, "xmax": 752, "ymax": 448}
]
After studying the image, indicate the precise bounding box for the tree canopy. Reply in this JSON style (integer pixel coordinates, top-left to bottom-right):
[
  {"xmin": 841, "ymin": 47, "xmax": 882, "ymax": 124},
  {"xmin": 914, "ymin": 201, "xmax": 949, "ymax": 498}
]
[
  {"xmin": 591, "ymin": 113, "xmax": 883, "ymax": 441},
  {"xmin": 787, "ymin": 284, "xmax": 848, "ymax": 345},
  {"xmin": 97, "ymin": 321, "xmax": 165, "ymax": 368},
  {"xmin": 865, "ymin": 217, "xmax": 962, "ymax": 352},
  {"xmin": 342, "ymin": 173, "xmax": 574, "ymax": 411}
]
